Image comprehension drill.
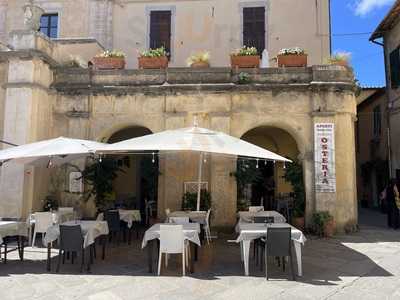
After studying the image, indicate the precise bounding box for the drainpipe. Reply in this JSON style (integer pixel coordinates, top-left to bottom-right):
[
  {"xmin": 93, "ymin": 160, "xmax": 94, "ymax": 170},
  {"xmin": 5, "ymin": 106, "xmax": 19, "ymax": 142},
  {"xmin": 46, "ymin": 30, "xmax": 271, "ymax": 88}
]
[{"xmin": 371, "ymin": 38, "xmax": 392, "ymax": 179}]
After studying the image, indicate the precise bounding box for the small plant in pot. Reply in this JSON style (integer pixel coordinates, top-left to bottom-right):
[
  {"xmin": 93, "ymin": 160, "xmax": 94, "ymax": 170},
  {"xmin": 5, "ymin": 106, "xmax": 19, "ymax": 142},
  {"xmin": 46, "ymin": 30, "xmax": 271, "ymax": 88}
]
[
  {"xmin": 92, "ymin": 50, "xmax": 126, "ymax": 70},
  {"xmin": 231, "ymin": 46, "xmax": 260, "ymax": 69},
  {"xmin": 186, "ymin": 51, "xmax": 210, "ymax": 68},
  {"xmin": 326, "ymin": 51, "xmax": 351, "ymax": 67},
  {"xmin": 312, "ymin": 211, "xmax": 335, "ymax": 238},
  {"xmin": 138, "ymin": 46, "xmax": 169, "ymax": 69},
  {"xmin": 277, "ymin": 47, "xmax": 307, "ymax": 67}
]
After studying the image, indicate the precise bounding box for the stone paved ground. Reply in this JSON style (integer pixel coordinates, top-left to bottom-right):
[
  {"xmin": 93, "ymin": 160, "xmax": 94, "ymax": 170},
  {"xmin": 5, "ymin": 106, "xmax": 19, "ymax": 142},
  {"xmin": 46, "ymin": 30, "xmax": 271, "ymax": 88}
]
[{"xmin": 1, "ymin": 208, "xmax": 400, "ymax": 300}]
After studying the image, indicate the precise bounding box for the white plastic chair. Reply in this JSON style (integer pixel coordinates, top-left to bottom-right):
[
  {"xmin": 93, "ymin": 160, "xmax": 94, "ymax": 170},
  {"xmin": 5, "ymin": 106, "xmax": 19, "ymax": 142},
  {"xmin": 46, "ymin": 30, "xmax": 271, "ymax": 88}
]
[
  {"xmin": 204, "ymin": 209, "xmax": 212, "ymax": 244},
  {"xmin": 58, "ymin": 207, "xmax": 74, "ymax": 213},
  {"xmin": 32, "ymin": 212, "xmax": 54, "ymax": 247},
  {"xmin": 169, "ymin": 217, "xmax": 190, "ymax": 224},
  {"xmin": 249, "ymin": 206, "xmax": 264, "ymax": 213},
  {"xmin": 158, "ymin": 225, "xmax": 186, "ymax": 276},
  {"xmin": 164, "ymin": 208, "xmax": 171, "ymax": 222}
]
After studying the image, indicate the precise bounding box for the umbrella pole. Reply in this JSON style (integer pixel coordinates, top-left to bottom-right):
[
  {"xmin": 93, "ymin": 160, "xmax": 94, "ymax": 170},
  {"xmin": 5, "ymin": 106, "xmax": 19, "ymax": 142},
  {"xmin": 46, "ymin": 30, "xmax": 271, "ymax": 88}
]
[{"xmin": 196, "ymin": 152, "xmax": 203, "ymax": 211}]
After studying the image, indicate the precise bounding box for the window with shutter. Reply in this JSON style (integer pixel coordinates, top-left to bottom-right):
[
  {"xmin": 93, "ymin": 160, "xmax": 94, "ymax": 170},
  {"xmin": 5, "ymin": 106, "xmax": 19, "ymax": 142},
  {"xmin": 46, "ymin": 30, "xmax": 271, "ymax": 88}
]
[
  {"xmin": 39, "ymin": 14, "xmax": 58, "ymax": 38},
  {"xmin": 373, "ymin": 105, "xmax": 381, "ymax": 137},
  {"xmin": 243, "ymin": 7, "xmax": 265, "ymax": 55},
  {"xmin": 150, "ymin": 11, "xmax": 171, "ymax": 58},
  {"xmin": 390, "ymin": 47, "xmax": 400, "ymax": 88}
]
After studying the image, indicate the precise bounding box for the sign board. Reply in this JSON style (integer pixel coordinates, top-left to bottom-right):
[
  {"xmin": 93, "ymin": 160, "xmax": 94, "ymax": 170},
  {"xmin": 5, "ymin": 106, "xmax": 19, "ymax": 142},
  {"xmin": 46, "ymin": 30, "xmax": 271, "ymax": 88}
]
[
  {"xmin": 69, "ymin": 171, "xmax": 83, "ymax": 193},
  {"xmin": 314, "ymin": 123, "xmax": 336, "ymax": 193}
]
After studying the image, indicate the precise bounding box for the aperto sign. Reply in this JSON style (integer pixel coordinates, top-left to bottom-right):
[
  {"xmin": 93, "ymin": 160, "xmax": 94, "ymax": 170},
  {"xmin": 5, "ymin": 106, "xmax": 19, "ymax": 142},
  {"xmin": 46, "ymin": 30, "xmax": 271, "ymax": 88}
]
[{"xmin": 314, "ymin": 123, "xmax": 336, "ymax": 193}]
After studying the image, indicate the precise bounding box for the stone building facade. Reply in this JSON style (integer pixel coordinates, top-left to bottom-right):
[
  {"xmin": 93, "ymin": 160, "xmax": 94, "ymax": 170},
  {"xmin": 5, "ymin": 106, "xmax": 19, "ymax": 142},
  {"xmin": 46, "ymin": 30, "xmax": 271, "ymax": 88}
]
[{"xmin": 0, "ymin": 0, "xmax": 359, "ymax": 232}]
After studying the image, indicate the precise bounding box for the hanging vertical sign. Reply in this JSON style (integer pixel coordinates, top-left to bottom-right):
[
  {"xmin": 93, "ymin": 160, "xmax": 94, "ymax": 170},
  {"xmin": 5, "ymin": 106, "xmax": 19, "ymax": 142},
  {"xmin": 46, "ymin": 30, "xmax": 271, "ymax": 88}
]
[{"xmin": 314, "ymin": 123, "xmax": 336, "ymax": 192}]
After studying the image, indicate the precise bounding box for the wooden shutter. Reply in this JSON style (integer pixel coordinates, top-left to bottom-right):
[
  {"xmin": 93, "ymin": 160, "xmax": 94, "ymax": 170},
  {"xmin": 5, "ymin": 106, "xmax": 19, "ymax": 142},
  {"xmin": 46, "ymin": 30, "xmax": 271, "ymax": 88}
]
[
  {"xmin": 150, "ymin": 11, "xmax": 172, "ymax": 57},
  {"xmin": 390, "ymin": 47, "xmax": 400, "ymax": 88},
  {"xmin": 243, "ymin": 7, "xmax": 265, "ymax": 55}
]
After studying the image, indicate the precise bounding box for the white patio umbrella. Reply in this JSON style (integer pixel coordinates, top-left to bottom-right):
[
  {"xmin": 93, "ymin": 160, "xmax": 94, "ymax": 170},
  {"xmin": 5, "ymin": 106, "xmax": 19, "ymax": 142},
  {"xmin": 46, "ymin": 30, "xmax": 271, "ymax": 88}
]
[
  {"xmin": 101, "ymin": 125, "xmax": 291, "ymax": 211},
  {"xmin": 0, "ymin": 137, "xmax": 108, "ymax": 166}
]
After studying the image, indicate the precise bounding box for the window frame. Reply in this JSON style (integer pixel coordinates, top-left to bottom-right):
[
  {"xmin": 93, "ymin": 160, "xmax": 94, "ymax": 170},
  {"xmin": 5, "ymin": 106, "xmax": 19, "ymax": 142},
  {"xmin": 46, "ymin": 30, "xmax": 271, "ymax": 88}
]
[
  {"xmin": 39, "ymin": 13, "xmax": 59, "ymax": 39},
  {"xmin": 389, "ymin": 46, "xmax": 400, "ymax": 89},
  {"xmin": 373, "ymin": 105, "xmax": 382, "ymax": 137},
  {"xmin": 239, "ymin": 1, "xmax": 268, "ymax": 54},
  {"xmin": 146, "ymin": 6, "xmax": 175, "ymax": 61},
  {"xmin": 242, "ymin": 6, "xmax": 266, "ymax": 55}
]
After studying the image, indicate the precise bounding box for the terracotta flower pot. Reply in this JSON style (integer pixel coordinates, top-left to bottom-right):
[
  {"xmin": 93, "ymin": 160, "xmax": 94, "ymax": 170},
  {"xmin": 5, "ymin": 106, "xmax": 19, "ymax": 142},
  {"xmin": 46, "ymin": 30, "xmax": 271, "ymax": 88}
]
[
  {"xmin": 291, "ymin": 216, "xmax": 305, "ymax": 231},
  {"xmin": 190, "ymin": 61, "xmax": 210, "ymax": 68},
  {"xmin": 331, "ymin": 60, "xmax": 348, "ymax": 67},
  {"xmin": 277, "ymin": 54, "xmax": 308, "ymax": 67},
  {"xmin": 92, "ymin": 57, "xmax": 126, "ymax": 70},
  {"xmin": 138, "ymin": 56, "xmax": 168, "ymax": 69},
  {"xmin": 324, "ymin": 219, "xmax": 336, "ymax": 238},
  {"xmin": 230, "ymin": 55, "xmax": 260, "ymax": 68}
]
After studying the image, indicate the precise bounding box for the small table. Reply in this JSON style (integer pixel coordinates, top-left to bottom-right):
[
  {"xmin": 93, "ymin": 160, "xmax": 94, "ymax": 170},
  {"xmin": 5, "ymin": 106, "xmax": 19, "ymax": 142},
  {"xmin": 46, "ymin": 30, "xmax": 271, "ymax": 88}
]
[
  {"xmin": 238, "ymin": 210, "xmax": 287, "ymax": 224},
  {"xmin": 0, "ymin": 221, "xmax": 28, "ymax": 263},
  {"xmin": 98, "ymin": 209, "xmax": 141, "ymax": 228},
  {"xmin": 236, "ymin": 223, "xmax": 306, "ymax": 277},
  {"xmin": 44, "ymin": 220, "xmax": 109, "ymax": 271},
  {"xmin": 168, "ymin": 211, "xmax": 207, "ymax": 225},
  {"xmin": 142, "ymin": 223, "xmax": 201, "ymax": 274}
]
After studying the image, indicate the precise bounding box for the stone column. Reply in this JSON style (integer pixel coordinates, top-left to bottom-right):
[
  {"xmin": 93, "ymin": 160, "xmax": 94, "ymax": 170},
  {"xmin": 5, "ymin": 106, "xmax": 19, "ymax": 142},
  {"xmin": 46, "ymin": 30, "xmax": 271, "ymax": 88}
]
[
  {"xmin": 0, "ymin": 0, "xmax": 7, "ymax": 44},
  {"xmin": 0, "ymin": 31, "xmax": 54, "ymax": 218}
]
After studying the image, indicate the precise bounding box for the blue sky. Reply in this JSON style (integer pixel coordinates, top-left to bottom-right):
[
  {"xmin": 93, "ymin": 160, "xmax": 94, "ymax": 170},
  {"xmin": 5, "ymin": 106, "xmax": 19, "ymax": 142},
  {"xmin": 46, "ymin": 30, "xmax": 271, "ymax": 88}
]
[{"xmin": 331, "ymin": 0, "xmax": 396, "ymax": 87}]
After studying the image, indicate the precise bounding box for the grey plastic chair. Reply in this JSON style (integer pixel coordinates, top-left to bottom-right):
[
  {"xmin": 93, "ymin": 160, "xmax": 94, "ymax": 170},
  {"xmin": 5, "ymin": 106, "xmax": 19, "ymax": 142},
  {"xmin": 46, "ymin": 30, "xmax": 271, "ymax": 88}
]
[
  {"xmin": 105, "ymin": 210, "xmax": 122, "ymax": 244},
  {"xmin": 254, "ymin": 216, "xmax": 274, "ymax": 224},
  {"xmin": 263, "ymin": 227, "xmax": 295, "ymax": 280},
  {"xmin": 57, "ymin": 225, "xmax": 84, "ymax": 272}
]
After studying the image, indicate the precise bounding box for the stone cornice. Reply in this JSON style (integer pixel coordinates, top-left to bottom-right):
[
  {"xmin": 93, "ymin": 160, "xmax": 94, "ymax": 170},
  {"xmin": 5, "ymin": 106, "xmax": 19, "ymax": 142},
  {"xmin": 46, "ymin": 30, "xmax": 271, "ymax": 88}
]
[
  {"xmin": 2, "ymin": 82, "xmax": 52, "ymax": 93},
  {"xmin": 0, "ymin": 49, "xmax": 58, "ymax": 67}
]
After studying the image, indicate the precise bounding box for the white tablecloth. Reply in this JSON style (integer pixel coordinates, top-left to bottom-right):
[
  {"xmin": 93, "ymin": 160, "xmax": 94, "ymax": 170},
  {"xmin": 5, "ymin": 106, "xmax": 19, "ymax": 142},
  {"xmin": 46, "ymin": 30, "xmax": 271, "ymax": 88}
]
[
  {"xmin": 168, "ymin": 211, "xmax": 207, "ymax": 224},
  {"xmin": 235, "ymin": 223, "xmax": 307, "ymax": 276},
  {"xmin": 97, "ymin": 209, "xmax": 141, "ymax": 228},
  {"xmin": 0, "ymin": 221, "xmax": 29, "ymax": 244},
  {"xmin": 44, "ymin": 220, "xmax": 109, "ymax": 248},
  {"xmin": 142, "ymin": 223, "xmax": 201, "ymax": 248},
  {"xmin": 238, "ymin": 211, "xmax": 287, "ymax": 223}
]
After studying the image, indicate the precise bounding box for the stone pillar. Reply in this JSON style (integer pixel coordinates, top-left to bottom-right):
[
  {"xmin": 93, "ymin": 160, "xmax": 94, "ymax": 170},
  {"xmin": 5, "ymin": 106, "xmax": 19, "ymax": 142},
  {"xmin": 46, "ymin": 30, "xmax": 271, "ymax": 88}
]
[
  {"xmin": 0, "ymin": 31, "xmax": 54, "ymax": 218},
  {"xmin": 0, "ymin": 0, "xmax": 7, "ymax": 44},
  {"xmin": 89, "ymin": 0, "xmax": 113, "ymax": 49}
]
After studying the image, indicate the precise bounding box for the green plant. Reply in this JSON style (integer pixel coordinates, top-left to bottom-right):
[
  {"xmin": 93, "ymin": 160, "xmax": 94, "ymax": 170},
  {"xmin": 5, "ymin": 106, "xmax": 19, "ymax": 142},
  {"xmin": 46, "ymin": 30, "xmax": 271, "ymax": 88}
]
[
  {"xmin": 326, "ymin": 51, "xmax": 351, "ymax": 65},
  {"xmin": 278, "ymin": 47, "xmax": 306, "ymax": 56},
  {"xmin": 140, "ymin": 46, "xmax": 168, "ymax": 58},
  {"xmin": 232, "ymin": 46, "xmax": 258, "ymax": 56},
  {"xmin": 42, "ymin": 195, "xmax": 58, "ymax": 211},
  {"xmin": 238, "ymin": 72, "xmax": 251, "ymax": 84},
  {"xmin": 283, "ymin": 160, "xmax": 305, "ymax": 217},
  {"xmin": 312, "ymin": 211, "xmax": 333, "ymax": 236},
  {"xmin": 95, "ymin": 50, "xmax": 125, "ymax": 58},
  {"xmin": 81, "ymin": 157, "xmax": 125, "ymax": 211},
  {"xmin": 186, "ymin": 51, "xmax": 210, "ymax": 66},
  {"xmin": 182, "ymin": 189, "xmax": 211, "ymax": 211}
]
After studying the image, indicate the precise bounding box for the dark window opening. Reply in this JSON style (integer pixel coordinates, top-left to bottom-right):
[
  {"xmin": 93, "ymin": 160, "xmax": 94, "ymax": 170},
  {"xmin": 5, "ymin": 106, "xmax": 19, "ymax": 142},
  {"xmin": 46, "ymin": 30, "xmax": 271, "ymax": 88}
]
[
  {"xmin": 150, "ymin": 11, "xmax": 171, "ymax": 58},
  {"xmin": 389, "ymin": 47, "xmax": 400, "ymax": 88},
  {"xmin": 373, "ymin": 105, "xmax": 382, "ymax": 137},
  {"xmin": 39, "ymin": 13, "xmax": 58, "ymax": 38},
  {"xmin": 243, "ymin": 7, "xmax": 265, "ymax": 55}
]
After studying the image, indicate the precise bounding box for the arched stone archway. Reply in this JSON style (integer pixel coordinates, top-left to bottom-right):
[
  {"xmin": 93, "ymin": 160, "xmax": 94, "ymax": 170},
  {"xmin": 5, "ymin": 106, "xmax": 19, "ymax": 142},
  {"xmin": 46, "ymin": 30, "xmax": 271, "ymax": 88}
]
[
  {"xmin": 239, "ymin": 126, "xmax": 301, "ymax": 211},
  {"xmin": 106, "ymin": 125, "xmax": 158, "ymax": 221}
]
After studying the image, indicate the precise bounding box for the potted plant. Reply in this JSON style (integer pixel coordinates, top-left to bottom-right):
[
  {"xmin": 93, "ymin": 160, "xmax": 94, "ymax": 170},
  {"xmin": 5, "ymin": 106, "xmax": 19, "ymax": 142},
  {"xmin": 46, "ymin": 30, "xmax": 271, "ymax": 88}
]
[
  {"xmin": 326, "ymin": 51, "xmax": 350, "ymax": 67},
  {"xmin": 283, "ymin": 161, "xmax": 305, "ymax": 230},
  {"xmin": 138, "ymin": 46, "xmax": 169, "ymax": 69},
  {"xmin": 186, "ymin": 51, "xmax": 210, "ymax": 68},
  {"xmin": 92, "ymin": 50, "xmax": 126, "ymax": 70},
  {"xmin": 42, "ymin": 195, "xmax": 58, "ymax": 212},
  {"xmin": 231, "ymin": 46, "xmax": 260, "ymax": 68},
  {"xmin": 277, "ymin": 47, "xmax": 307, "ymax": 67},
  {"xmin": 312, "ymin": 211, "xmax": 335, "ymax": 238}
]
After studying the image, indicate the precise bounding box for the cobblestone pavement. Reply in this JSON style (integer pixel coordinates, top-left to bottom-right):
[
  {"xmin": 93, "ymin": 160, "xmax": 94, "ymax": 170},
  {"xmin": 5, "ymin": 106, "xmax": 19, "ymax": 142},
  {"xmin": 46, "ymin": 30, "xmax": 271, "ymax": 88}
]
[{"xmin": 1, "ymin": 208, "xmax": 400, "ymax": 300}]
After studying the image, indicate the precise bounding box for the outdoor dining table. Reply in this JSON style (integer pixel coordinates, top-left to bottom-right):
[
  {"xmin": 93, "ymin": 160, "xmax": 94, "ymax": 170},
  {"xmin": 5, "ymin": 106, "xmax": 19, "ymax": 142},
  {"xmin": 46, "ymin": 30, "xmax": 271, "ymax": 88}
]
[
  {"xmin": 0, "ymin": 221, "xmax": 28, "ymax": 263},
  {"xmin": 44, "ymin": 220, "xmax": 109, "ymax": 271},
  {"xmin": 235, "ymin": 222, "xmax": 307, "ymax": 277},
  {"xmin": 238, "ymin": 210, "xmax": 287, "ymax": 224},
  {"xmin": 168, "ymin": 211, "xmax": 207, "ymax": 225},
  {"xmin": 142, "ymin": 223, "xmax": 201, "ymax": 273}
]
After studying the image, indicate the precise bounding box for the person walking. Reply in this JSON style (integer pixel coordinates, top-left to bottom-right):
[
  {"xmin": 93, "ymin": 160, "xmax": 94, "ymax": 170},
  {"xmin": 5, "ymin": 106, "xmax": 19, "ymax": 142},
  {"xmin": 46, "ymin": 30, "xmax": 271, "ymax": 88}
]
[{"xmin": 387, "ymin": 179, "xmax": 400, "ymax": 229}]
